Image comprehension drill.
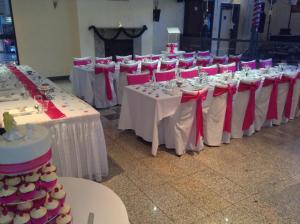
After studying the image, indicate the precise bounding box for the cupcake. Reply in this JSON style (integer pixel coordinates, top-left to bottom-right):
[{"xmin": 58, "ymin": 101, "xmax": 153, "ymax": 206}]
[
  {"xmin": 19, "ymin": 183, "xmax": 37, "ymax": 201},
  {"xmin": 41, "ymin": 164, "xmax": 56, "ymax": 174},
  {"xmin": 39, "ymin": 172, "xmax": 57, "ymax": 191},
  {"xmin": 24, "ymin": 173, "xmax": 40, "ymax": 185},
  {"xmin": 30, "ymin": 206, "xmax": 47, "ymax": 224},
  {"xmin": 59, "ymin": 204, "xmax": 70, "ymax": 215},
  {"xmin": 0, "ymin": 208, "xmax": 14, "ymax": 224},
  {"xmin": 33, "ymin": 192, "xmax": 48, "ymax": 208},
  {"xmin": 53, "ymin": 183, "xmax": 63, "ymax": 191},
  {"xmin": 45, "ymin": 198, "xmax": 60, "ymax": 218},
  {"xmin": 55, "ymin": 214, "xmax": 72, "ymax": 224},
  {"xmin": 5, "ymin": 177, "xmax": 21, "ymax": 187},
  {"xmin": 17, "ymin": 202, "xmax": 33, "ymax": 213},
  {"xmin": 0, "ymin": 185, "xmax": 18, "ymax": 204},
  {"xmin": 50, "ymin": 188, "xmax": 66, "ymax": 206},
  {"xmin": 13, "ymin": 212, "xmax": 31, "ymax": 224}
]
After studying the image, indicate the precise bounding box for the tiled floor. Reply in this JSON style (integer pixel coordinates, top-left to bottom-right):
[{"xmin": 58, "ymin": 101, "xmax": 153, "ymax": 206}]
[{"xmin": 55, "ymin": 80, "xmax": 300, "ymax": 224}]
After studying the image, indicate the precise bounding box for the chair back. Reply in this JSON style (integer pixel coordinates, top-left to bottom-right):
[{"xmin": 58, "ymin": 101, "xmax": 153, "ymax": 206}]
[
  {"xmin": 155, "ymin": 70, "xmax": 176, "ymax": 82},
  {"xmin": 180, "ymin": 67, "xmax": 199, "ymax": 79},
  {"xmin": 219, "ymin": 62, "xmax": 236, "ymax": 73},
  {"xmin": 200, "ymin": 64, "xmax": 218, "ymax": 76},
  {"xmin": 151, "ymin": 54, "xmax": 163, "ymax": 60},
  {"xmin": 196, "ymin": 57, "xmax": 211, "ymax": 67},
  {"xmin": 95, "ymin": 56, "xmax": 113, "ymax": 64},
  {"xmin": 120, "ymin": 62, "xmax": 139, "ymax": 74},
  {"xmin": 228, "ymin": 54, "xmax": 242, "ymax": 64},
  {"xmin": 134, "ymin": 54, "xmax": 151, "ymax": 61},
  {"xmin": 212, "ymin": 55, "xmax": 228, "ymax": 65},
  {"xmin": 94, "ymin": 63, "xmax": 115, "ymax": 75},
  {"xmin": 183, "ymin": 52, "xmax": 195, "ymax": 58},
  {"xmin": 127, "ymin": 73, "xmax": 150, "ymax": 85},
  {"xmin": 197, "ymin": 51, "xmax": 210, "ymax": 57},
  {"xmin": 167, "ymin": 54, "xmax": 178, "ymax": 59},
  {"xmin": 178, "ymin": 58, "xmax": 194, "ymax": 69},
  {"xmin": 116, "ymin": 55, "xmax": 132, "ymax": 63},
  {"xmin": 241, "ymin": 60, "xmax": 256, "ymax": 70},
  {"xmin": 160, "ymin": 59, "xmax": 177, "ymax": 71},
  {"xmin": 259, "ymin": 58, "xmax": 272, "ymax": 68},
  {"xmin": 73, "ymin": 57, "xmax": 92, "ymax": 66}
]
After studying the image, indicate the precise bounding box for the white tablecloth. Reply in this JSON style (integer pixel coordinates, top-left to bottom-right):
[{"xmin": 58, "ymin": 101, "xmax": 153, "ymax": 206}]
[
  {"xmin": 0, "ymin": 65, "xmax": 108, "ymax": 181},
  {"xmin": 60, "ymin": 177, "xmax": 129, "ymax": 224}
]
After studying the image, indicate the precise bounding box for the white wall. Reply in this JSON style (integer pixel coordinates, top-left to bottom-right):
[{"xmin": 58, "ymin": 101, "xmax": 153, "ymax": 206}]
[
  {"xmin": 76, "ymin": 0, "xmax": 184, "ymax": 57},
  {"xmin": 152, "ymin": 0, "xmax": 185, "ymax": 54},
  {"xmin": 12, "ymin": 0, "xmax": 80, "ymax": 77}
]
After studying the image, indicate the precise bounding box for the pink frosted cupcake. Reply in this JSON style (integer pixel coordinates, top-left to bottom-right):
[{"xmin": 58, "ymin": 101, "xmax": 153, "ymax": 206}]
[
  {"xmin": 0, "ymin": 208, "xmax": 14, "ymax": 224},
  {"xmin": 39, "ymin": 172, "xmax": 57, "ymax": 191},
  {"xmin": 24, "ymin": 173, "xmax": 40, "ymax": 186},
  {"xmin": 17, "ymin": 201, "xmax": 33, "ymax": 214},
  {"xmin": 41, "ymin": 164, "xmax": 56, "ymax": 174},
  {"xmin": 33, "ymin": 192, "xmax": 48, "ymax": 208},
  {"xmin": 0, "ymin": 185, "xmax": 18, "ymax": 204},
  {"xmin": 19, "ymin": 183, "xmax": 37, "ymax": 201},
  {"xmin": 13, "ymin": 212, "xmax": 31, "ymax": 224},
  {"xmin": 55, "ymin": 214, "xmax": 72, "ymax": 224},
  {"xmin": 59, "ymin": 204, "xmax": 70, "ymax": 215},
  {"xmin": 30, "ymin": 206, "xmax": 47, "ymax": 224},
  {"xmin": 50, "ymin": 188, "xmax": 66, "ymax": 206},
  {"xmin": 45, "ymin": 198, "xmax": 60, "ymax": 219},
  {"xmin": 4, "ymin": 177, "xmax": 21, "ymax": 187}
]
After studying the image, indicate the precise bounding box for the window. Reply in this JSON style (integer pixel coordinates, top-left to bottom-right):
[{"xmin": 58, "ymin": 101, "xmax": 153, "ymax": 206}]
[{"xmin": 0, "ymin": 0, "xmax": 18, "ymax": 64}]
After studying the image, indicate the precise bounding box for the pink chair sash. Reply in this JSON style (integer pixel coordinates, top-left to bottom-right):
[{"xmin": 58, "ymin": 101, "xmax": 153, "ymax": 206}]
[
  {"xmin": 151, "ymin": 56, "xmax": 161, "ymax": 60},
  {"xmin": 219, "ymin": 63, "xmax": 237, "ymax": 73},
  {"xmin": 238, "ymin": 81, "xmax": 260, "ymax": 130},
  {"xmin": 259, "ymin": 59, "xmax": 272, "ymax": 68},
  {"xmin": 73, "ymin": 59, "xmax": 92, "ymax": 66},
  {"xmin": 196, "ymin": 58, "xmax": 210, "ymax": 67},
  {"xmin": 155, "ymin": 70, "xmax": 176, "ymax": 82},
  {"xmin": 263, "ymin": 77, "xmax": 280, "ymax": 120},
  {"xmin": 160, "ymin": 62, "xmax": 176, "ymax": 71},
  {"xmin": 167, "ymin": 43, "xmax": 177, "ymax": 54},
  {"xmin": 213, "ymin": 85, "xmax": 237, "ymax": 133},
  {"xmin": 241, "ymin": 60, "xmax": 256, "ymax": 70},
  {"xmin": 280, "ymin": 76, "xmax": 297, "ymax": 119},
  {"xmin": 167, "ymin": 55, "xmax": 178, "ymax": 59},
  {"xmin": 141, "ymin": 63, "xmax": 158, "ymax": 77},
  {"xmin": 183, "ymin": 52, "xmax": 195, "ymax": 58},
  {"xmin": 120, "ymin": 64, "xmax": 138, "ymax": 73},
  {"xmin": 212, "ymin": 56, "xmax": 227, "ymax": 65},
  {"xmin": 127, "ymin": 73, "xmax": 150, "ymax": 85},
  {"xmin": 197, "ymin": 51, "xmax": 210, "ymax": 57},
  {"xmin": 181, "ymin": 90, "xmax": 208, "ymax": 146},
  {"xmin": 96, "ymin": 58, "xmax": 112, "ymax": 64},
  {"xmin": 95, "ymin": 66, "xmax": 115, "ymax": 101},
  {"xmin": 228, "ymin": 55, "xmax": 242, "ymax": 64},
  {"xmin": 178, "ymin": 60, "xmax": 194, "ymax": 69},
  {"xmin": 180, "ymin": 69, "xmax": 198, "ymax": 79},
  {"xmin": 200, "ymin": 66, "xmax": 218, "ymax": 76}
]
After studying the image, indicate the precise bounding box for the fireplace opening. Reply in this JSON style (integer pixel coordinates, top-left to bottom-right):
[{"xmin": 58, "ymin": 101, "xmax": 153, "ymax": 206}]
[{"xmin": 104, "ymin": 39, "xmax": 133, "ymax": 59}]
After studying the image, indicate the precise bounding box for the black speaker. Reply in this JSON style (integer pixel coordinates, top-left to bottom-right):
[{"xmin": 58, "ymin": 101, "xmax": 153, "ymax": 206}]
[{"xmin": 153, "ymin": 9, "xmax": 161, "ymax": 22}]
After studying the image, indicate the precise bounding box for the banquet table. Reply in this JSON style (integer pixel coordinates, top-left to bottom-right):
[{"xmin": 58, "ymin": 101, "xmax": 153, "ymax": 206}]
[
  {"xmin": 119, "ymin": 66, "xmax": 300, "ymax": 156},
  {"xmin": 0, "ymin": 65, "xmax": 108, "ymax": 181},
  {"xmin": 60, "ymin": 177, "xmax": 129, "ymax": 224}
]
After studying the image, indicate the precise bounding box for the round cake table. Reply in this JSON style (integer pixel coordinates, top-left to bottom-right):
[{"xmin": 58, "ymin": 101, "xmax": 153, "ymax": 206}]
[{"xmin": 59, "ymin": 177, "xmax": 129, "ymax": 224}]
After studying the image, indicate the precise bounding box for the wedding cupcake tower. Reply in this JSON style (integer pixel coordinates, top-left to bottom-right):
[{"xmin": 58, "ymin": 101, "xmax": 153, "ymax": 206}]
[{"xmin": 0, "ymin": 114, "xmax": 72, "ymax": 224}]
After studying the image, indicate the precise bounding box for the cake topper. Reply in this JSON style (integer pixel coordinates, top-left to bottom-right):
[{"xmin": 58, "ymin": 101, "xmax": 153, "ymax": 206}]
[{"xmin": 2, "ymin": 112, "xmax": 23, "ymax": 141}]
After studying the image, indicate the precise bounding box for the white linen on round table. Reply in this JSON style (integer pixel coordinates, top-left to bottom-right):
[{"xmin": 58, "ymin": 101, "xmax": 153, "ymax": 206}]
[
  {"xmin": 0, "ymin": 65, "xmax": 108, "ymax": 180},
  {"xmin": 59, "ymin": 177, "xmax": 129, "ymax": 224}
]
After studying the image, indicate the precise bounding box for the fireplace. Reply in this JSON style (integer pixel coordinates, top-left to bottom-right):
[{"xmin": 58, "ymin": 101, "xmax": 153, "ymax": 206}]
[{"xmin": 94, "ymin": 27, "xmax": 142, "ymax": 59}]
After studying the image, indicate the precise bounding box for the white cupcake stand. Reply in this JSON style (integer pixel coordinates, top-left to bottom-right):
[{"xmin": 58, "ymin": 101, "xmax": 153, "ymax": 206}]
[{"xmin": 59, "ymin": 177, "xmax": 129, "ymax": 224}]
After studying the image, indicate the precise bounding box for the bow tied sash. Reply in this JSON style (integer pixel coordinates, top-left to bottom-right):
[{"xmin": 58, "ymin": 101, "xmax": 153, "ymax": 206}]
[
  {"xmin": 213, "ymin": 85, "xmax": 237, "ymax": 133},
  {"xmin": 95, "ymin": 66, "xmax": 115, "ymax": 101},
  {"xmin": 142, "ymin": 63, "xmax": 158, "ymax": 77},
  {"xmin": 280, "ymin": 75, "xmax": 297, "ymax": 119},
  {"xmin": 181, "ymin": 90, "xmax": 208, "ymax": 146},
  {"xmin": 238, "ymin": 81, "xmax": 260, "ymax": 130},
  {"xmin": 167, "ymin": 43, "xmax": 177, "ymax": 54},
  {"xmin": 120, "ymin": 65, "xmax": 138, "ymax": 74},
  {"xmin": 263, "ymin": 77, "xmax": 280, "ymax": 120}
]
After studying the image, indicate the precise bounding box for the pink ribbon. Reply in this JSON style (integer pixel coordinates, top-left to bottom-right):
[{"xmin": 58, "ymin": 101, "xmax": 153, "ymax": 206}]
[
  {"xmin": 213, "ymin": 85, "xmax": 237, "ymax": 133},
  {"xmin": 96, "ymin": 59, "xmax": 112, "ymax": 64},
  {"xmin": 0, "ymin": 149, "xmax": 52, "ymax": 174},
  {"xmin": 238, "ymin": 81, "xmax": 260, "ymax": 130},
  {"xmin": 160, "ymin": 63, "xmax": 176, "ymax": 71},
  {"xmin": 180, "ymin": 90, "xmax": 208, "ymax": 146},
  {"xmin": 120, "ymin": 64, "xmax": 138, "ymax": 74},
  {"xmin": 263, "ymin": 77, "xmax": 280, "ymax": 120},
  {"xmin": 167, "ymin": 43, "xmax": 177, "ymax": 54},
  {"xmin": 95, "ymin": 66, "xmax": 115, "ymax": 101},
  {"xmin": 280, "ymin": 76, "xmax": 296, "ymax": 119},
  {"xmin": 196, "ymin": 59, "xmax": 210, "ymax": 67},
  {"xmin": 73, "ymin": 59, "xmax": 91, "ymax": 66},
  {"xmin": 142, "ymin": 63, "xmax": 158, "ymax": 77},
  {"xmin": 178, "ymin": 60, "xmax": 193, "ymax": 69},
  {"xmin": 7, "ymin": 66, "xmax": 66, "ymax": 120}
]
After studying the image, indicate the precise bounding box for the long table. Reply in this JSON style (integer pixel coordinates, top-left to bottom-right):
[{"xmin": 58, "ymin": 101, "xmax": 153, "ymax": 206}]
[{"xmin": 0, "ymin": 65, "xmax": 108, "ymax": 181}]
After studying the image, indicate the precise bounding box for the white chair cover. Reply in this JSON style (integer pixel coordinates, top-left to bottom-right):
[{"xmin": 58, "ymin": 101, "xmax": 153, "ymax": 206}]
[
  {"xmin": 289, "ymin": 77, "xmax": 300, "ymax": 120},
  {"xmin": 163, "ymin": 88, "xmax": 209, "ymax": 155},
  {"xmin": 94, "ymin": 63, "xmax": 118, "ymax": 108}
]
